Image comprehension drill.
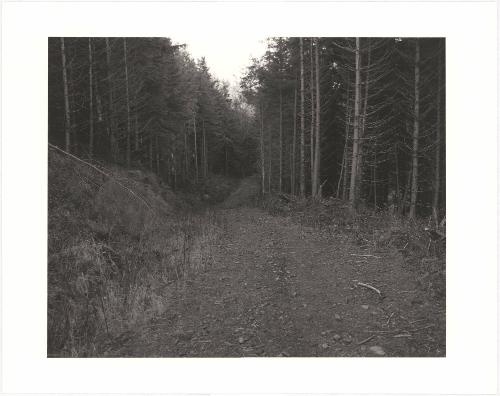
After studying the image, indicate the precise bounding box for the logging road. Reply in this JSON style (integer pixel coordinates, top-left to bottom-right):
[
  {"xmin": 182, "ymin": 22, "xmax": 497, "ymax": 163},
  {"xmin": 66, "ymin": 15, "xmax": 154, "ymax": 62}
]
[{"xmin": 109, "ymin": 202, "xmax": 445, "ymax": 357}]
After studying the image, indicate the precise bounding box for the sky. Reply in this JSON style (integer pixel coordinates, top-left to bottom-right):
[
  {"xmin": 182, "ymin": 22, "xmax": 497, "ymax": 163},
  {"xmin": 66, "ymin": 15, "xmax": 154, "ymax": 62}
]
[{"xmin": 171, "ymin": 35, "xmax": 268, "ymax": 96}]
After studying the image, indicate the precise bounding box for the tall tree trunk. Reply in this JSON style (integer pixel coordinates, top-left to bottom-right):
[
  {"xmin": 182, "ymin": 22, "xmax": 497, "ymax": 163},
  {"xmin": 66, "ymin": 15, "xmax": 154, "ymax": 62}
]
[
  {"xmin": 134, "ymin": 113, "xmax": 139, "ymax": 151},
  {"xmin": 149, "ymin": 133, "xmax": 153, "ymax": 171},
  {"xmin": 409, "ymin": 39, "xmax": 420, "ymax": 219},
  {"xmin": 310, "ymin": 38, "xmax": 315, "ymax": 195},
  {"xmin": 291, "ymin": 83, "xmax": 297, "ymax": 194},
  {"xmin": 260, "ymin": 103, "xmax": 265, "ymax": 193},
  {"xmin": 337, "ymin": 152, "xmax": 345, "ymax": 199},
  {"xmin": 373, "ymin": 146, "xmax": 377, "ymax": 209},
  {"xmin": 123, "ymin": 38, "xmax": 131, "ymax": 167},
  {"xmin": 133, "ymin": 86, "xmax": 139, "ymax": 151},
  {"xmin": 313, "ymin": 38, "xmax": 321, "ymax": 198},
  {"xmin": 94, "ymin": 72, "xmax": 103, "ymax": 123},
  {"xmin": 394, "ymin": 143, "xmax": 400, "ymax": 209},
  {"xmin": 349, "ymin": 38, "xmax": 362, "ymax": 212},
  {"xmin": 268, "ymin": 126, "xmax": 272, "ymax": 193},
  {"xmin": 155, "ymin": 135, "xmax": 160, "ymax": 175},
  {"xmin": 299, "ymin": 38, "xmax": 306, "ymax": 198},
  {"xmin": 402, "ymin": 166, "xmax": 412, "ymax": 215},
  {"xmin": 279, "ymin": 88, "xmax": 283, "ymax": 193},
  {"xmin": 68, "ymin": 63, "xmax": 77, "ymax": 153},
  {"xmin": 105, "ymin": 38, "xmax": 117, "ymax": 161},
  {"xmin": 172, "ymin": 152, "xmax": 177, "ymax": 190},
  {"xmin": 225, "ymin": 139, "xmax": 228, "ymax": 177},
  {"xmin": 193, "ymin": 115, "xmax": 198, "ymax": 182},
  {"xmin": 88, "ymin": 38, "xmax": 94, "ymax": 159},
  {"xmin": 60, "ymin": 37, "xmax": 71, "ymax": 153},
  {"xmin": 432, "ymin": 48, "xmax": 442, "ymax": 220},
  {"xmin": 202, "ymin": 118, "xmax": 207, "ymax": 179},
  {"xmin": 184, "ymin": 124, "xmax": 189, "ymax": 179},
  {"xmin": 339, "ymin": 78, "xmax": 351, "ymax": 200},
  {"xmin": 357, "ymin": 39, "xmax": 371, "ymax": 199}
]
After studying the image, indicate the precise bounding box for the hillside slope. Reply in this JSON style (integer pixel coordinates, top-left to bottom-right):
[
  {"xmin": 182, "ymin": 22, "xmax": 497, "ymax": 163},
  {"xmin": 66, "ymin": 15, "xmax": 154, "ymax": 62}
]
[{"xmin": 48, "ymin": 148, "xmax": 225, "ymax": 356}]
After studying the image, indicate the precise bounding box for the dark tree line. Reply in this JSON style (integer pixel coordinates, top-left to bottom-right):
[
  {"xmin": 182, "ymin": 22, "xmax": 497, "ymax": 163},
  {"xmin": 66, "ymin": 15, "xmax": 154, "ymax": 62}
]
[
  {"xmin": 49, "ymin": 37, "xmax": 445, "ymax": 219},
  {"xmin": 241, "ymin": 37, "xmax": 445, "ymax": 219},
  {"xmin": 49, "ymin": 37, "xmax": 258, "ymax": 189}
]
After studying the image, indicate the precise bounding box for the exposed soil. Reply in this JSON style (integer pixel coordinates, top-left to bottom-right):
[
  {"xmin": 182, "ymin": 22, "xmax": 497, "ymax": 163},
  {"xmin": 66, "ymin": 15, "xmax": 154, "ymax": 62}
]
[{"xmin": 108, "ymin": 205, "xmax": 445, "ymax": 357}]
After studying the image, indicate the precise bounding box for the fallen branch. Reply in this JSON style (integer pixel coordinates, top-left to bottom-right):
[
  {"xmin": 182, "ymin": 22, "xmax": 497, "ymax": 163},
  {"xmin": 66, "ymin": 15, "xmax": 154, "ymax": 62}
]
[
  {"xmin": 356, "ymin": 335, "xmax": 376, "ymax": 346},
  {"xmin": 49, "ymin": 143, "xmax": 153, "ymax": 211},
  {"xmin": 350, "ymin": 254, "xmax": 381, "ymax": 258},
  {"xmin": 410, "ymin": 324, "xmax": 435, "ymax": 332},
  {"xmin": 385, "ymin": 312, "xmax": 395, "ymax": 326},
  {"xmin": 364, "ymin": 330, "xmax": 397, "ymax": 334},
  {"xmin": 393, "ymin": 333, "xmax": 412, "ymax": 338},
  {"xmin": 356, "ymin": 282, "xmax": 382, "ymax": 296}
]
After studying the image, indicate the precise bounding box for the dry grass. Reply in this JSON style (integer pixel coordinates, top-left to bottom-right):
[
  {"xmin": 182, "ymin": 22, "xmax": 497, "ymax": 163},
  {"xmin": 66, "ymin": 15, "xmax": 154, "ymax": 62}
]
[{"xmin": 48, "ymin": 149, "xmax": 224, "ymax": 357}]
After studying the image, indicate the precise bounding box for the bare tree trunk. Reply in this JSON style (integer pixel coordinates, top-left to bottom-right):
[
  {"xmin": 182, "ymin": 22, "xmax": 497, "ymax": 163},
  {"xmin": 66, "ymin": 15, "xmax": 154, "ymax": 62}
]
[
  {"xmin": 402, "ymin": 167, "xmax": 411, "ymax": 215},
  {"xmin": 310, "ymin": 38, "xmax": 315, "ymax": 195},
  {"xmin": 105, "ymin": 38, "xmax": 117, "ymax": 161},
  {"xmin": 394, "ymin": 143, "xmax": 400, "ymax": 209},
  {"xmin": 337, "ymin": 152, "xmax": 345, "ymax": 199},
  {"xmin": 313, "ymin": 38, "xmax": 321, "ymax": 198},
  {"xmin": 268, "ymin": 126, "xmax": 272, "ymax": 193},
  {"xmin": 357, "ymin": 39, "xmax": 371, "ymax": 199},
  {"xmin": 123, "ymin": 38, "xmax": 131, "ymax": 167},
  {"xmin": 202, "ymin": 118, "xmax": 207, "ymax": 179},
  {"xmin": 155, "ymin": 135, "xmax": 160, "ymax": 175},
  {"xmin": 184, "ymin": 124, "xmax": 189, "ymax": 179},
  {"xmin": 172, "ymin": 152, "xmax": 177, "ymax": 190},
  {"xmin": 279, "ymin": 88, "xmax": 283, "ymax": 193},
  {"xmin": 409, "ymin": 39, "xmax": 420, "ymax": 219},
  {"xmin": 299, "ymin": 38, "xmax": 306, "ymax": 198},
  {"xmin": 94, "ymin": 70, "xmax": 103, "ymax": 123},
  {"xmin": 134, "ymin": 113, "xmax": 139, "ymax": 151},
  {"xmin": 225, "ymin": 139, "xmax": 228, "ymax": 177},
  {"xmin": 149, "ymin": 134, "xmax": 153, "ymax": 171},
  {"xmin": 260, "ymin": 102, "xmax": 265, "ymax": 193},
  {"xmin": 349, "ymin": 38, "xmax": 361, "ymax": 212},
  {"xmin": 432, "ymin": 49, "xmax": 442, "ymax": 219},
  {"xmin": 60, "ymin": 38, "xmax": 71, "ymax": 153},
  {"xmin": 133, "ymin": 86, "xmax": 139, "ymax": 152},
  {"xmin": 88, "ymin": 38, "xmax": 94, "ymax": 159},
  {"xmin": 339, "ymin": 79, "xmax": 351, "ymax": 199},
  {"xmin": 291, "ymin": 83, "xmax": 297, "ymax": 194},
  {"xmin": 193, "ymin": 115, "xmax": 198, "ymax": 182},
  {"xmin": 373, "ymin": 146, "xmax": 377, "ymax": 209}
]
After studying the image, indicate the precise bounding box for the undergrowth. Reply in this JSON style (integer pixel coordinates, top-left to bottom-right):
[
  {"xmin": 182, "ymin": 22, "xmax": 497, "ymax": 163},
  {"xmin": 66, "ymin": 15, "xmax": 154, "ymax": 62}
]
[
  {"xmin": 259, "ymin": 193, "xmax": 446, "ymax": 300},
  {"xmin": 48, "ymin": 149, "xmax": 225, "ymax": 357}
]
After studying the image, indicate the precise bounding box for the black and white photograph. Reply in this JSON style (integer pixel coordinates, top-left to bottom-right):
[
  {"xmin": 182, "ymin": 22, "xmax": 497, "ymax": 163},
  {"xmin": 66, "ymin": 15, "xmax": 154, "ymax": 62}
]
[
  {"xmin": 2, "ymin": 1, "xmax": 498, "ymax": 394},
  {"xmin": 48, "ymin": 36, "xmax": 446, "ymax": 358}
]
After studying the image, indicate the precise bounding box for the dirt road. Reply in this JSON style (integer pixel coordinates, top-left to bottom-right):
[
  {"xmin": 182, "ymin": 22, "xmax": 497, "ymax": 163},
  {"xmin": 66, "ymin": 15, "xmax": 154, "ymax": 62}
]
[{"xmin": 110, "ymin": 204, "xmax": 445, "ymax": 357}]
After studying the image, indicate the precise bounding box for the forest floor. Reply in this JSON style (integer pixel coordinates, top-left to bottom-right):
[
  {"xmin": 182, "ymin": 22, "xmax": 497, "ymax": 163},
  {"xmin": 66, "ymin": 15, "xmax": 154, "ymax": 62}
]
[{"xmin": 107, "ymin": 182, "xmax": 445, "ymax": 357}]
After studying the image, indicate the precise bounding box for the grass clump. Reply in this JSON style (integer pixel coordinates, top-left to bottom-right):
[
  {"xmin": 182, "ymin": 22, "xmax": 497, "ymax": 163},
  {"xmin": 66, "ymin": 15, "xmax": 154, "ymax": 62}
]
[{"xmin": 48, "ymin": 149, "xmax": 223, "ymax": 356}]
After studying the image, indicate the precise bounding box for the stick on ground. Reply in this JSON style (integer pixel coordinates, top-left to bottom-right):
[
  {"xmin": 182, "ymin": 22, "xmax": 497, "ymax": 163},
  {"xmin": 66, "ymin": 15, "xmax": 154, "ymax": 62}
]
[
  {"xmin": 356, "ymin": 281, "xmax": 382, "ymax": 296},
  {"xmin": 356, "ymin": 335, "xmax": 376, "ymax": 346}
]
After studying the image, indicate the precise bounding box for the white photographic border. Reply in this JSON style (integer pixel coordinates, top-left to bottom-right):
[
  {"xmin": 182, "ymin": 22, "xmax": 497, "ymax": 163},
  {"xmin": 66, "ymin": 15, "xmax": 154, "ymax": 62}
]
[{"xmin": 1, "ymin": 1, "xmax": 498, "ymax": 394}]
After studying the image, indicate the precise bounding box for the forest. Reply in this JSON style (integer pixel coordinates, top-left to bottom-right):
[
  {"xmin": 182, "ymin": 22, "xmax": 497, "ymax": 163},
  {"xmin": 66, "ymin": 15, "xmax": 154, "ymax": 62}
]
[
  {"xmin": 49, "ymin": 37, "xmax": 444, "ymax": 216},
  {"xmin": 48, "ymin": 37, "xmax": 446, "ymax": 357}
]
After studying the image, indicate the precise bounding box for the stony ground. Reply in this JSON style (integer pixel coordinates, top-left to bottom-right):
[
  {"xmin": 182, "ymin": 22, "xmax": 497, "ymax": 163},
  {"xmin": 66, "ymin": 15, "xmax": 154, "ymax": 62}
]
[{"xmin": 109, "ymin": 206, "xmax": 445, "ymax": 357}]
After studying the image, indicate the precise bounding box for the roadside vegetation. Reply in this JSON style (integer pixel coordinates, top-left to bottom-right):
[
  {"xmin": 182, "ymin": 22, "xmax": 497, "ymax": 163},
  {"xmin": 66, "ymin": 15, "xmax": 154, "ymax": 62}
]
[
  {"xmin": 260, "ymin": 193, "xmax": 446, "ymax": 301},
  {"xmin": 48, "ymin": 148, "xmax": 233, "ymax": 356}
]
